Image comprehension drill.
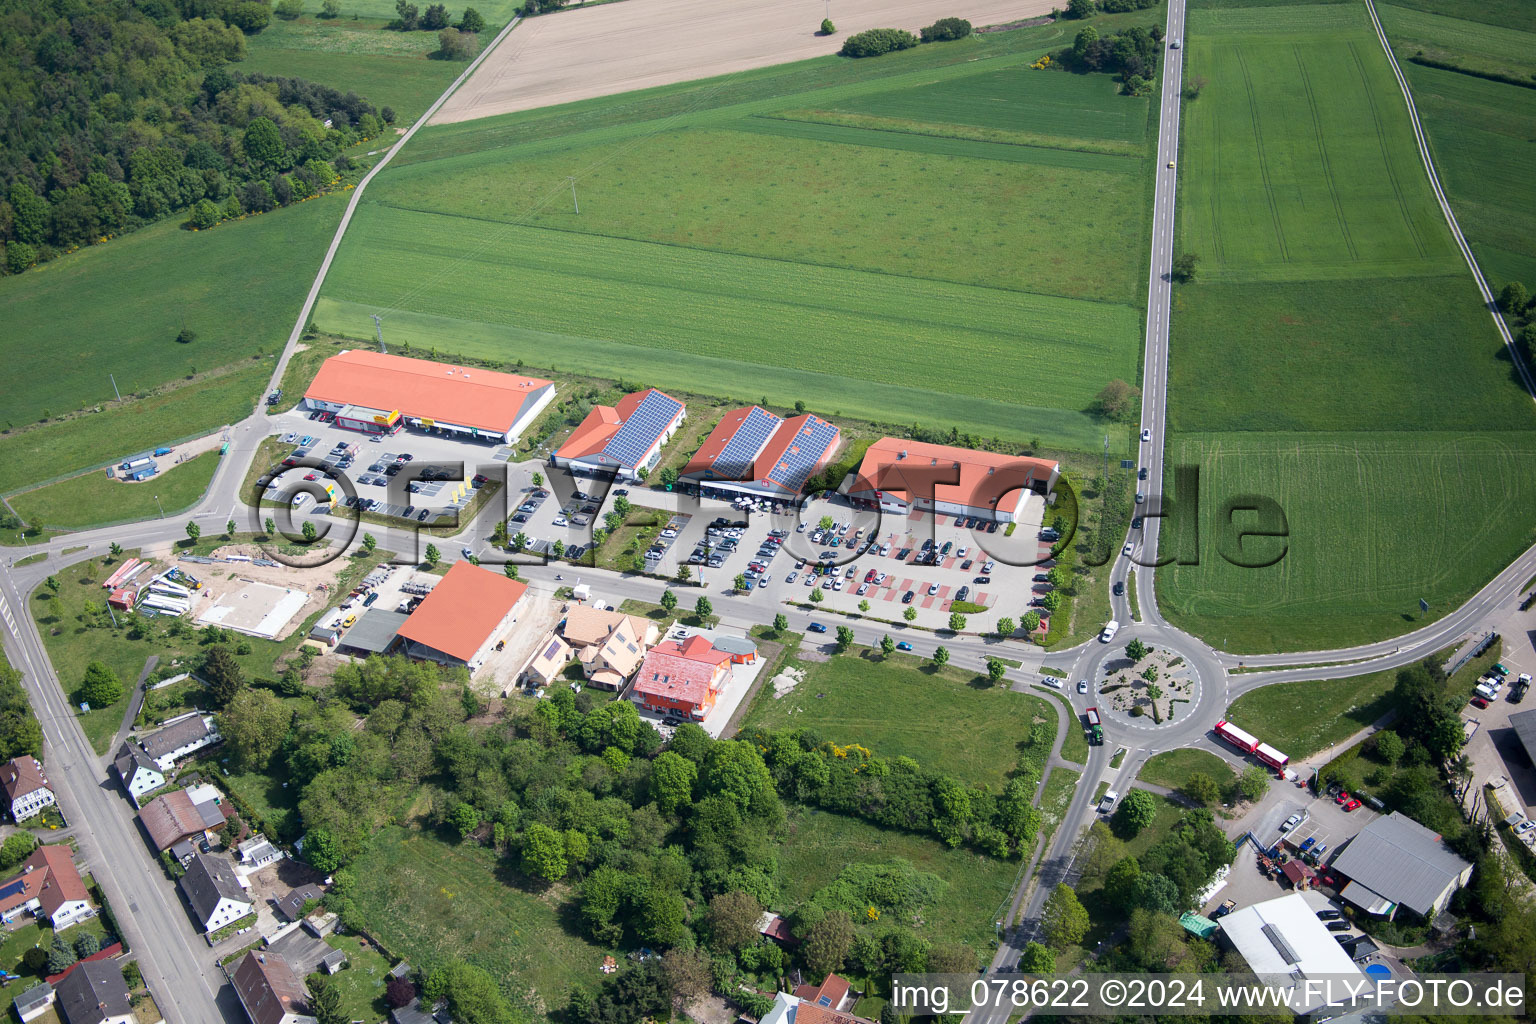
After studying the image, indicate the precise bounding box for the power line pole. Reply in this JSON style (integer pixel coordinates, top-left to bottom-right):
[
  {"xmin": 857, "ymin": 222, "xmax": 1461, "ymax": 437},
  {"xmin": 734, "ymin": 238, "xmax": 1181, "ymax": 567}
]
[
  {"xmin": 567, "ymin": 176, "xmax": 579, "ymax": 215},
  {"xmin": 109, "ymin": 374, "xmax": 121, "ymax": 402},
  {"xmin": 371, "ymin": 313, "xmax": 386, "ymax": 354}
]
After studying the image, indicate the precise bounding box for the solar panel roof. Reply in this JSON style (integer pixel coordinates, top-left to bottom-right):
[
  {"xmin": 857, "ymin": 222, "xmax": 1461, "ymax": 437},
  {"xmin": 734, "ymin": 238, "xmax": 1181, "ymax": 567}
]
[
  {"xmin": 603, "ymin": 390, "xmax": 683, "ymax": 468},
  {"xmin": 766, "ymin": 416, "xmax": 839, "ymax": 492},
  {"xmin": 0, "ymin": 878, "xmax": 26, "ymax": 900},
  {"xmin": 713, "ymin": 407, "xmax": 781, "ymax": 478}
]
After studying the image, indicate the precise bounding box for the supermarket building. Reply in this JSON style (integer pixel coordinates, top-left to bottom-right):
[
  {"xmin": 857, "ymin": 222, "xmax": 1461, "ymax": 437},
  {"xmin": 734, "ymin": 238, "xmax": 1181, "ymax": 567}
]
[{"xmin": 303, "ymin": 350, "xmax": 556, "ymax": 444}]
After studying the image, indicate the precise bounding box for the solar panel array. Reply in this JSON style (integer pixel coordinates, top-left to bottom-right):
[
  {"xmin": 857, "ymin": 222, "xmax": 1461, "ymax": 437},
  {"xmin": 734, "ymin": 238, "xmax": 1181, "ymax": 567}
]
[
  {"xmin": 711, "ymin": 407, "xmax": 781, "ymax": 478},
  {"xmin": 602, "ymin": 390, "xmax": 684, "ymax": 468},
  {"xmin": 0, "ymin": 878, "xmax": 25, "ymax": 901},
  {"xmin": 767, "ymin": 416, "xmax": 839, "ymax": 493}
]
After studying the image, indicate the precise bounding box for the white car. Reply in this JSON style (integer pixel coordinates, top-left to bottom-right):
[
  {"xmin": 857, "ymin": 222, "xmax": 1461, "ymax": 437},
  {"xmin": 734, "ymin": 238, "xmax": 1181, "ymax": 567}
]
[
  {"xmin": 879, "ymin": 543, "xmax": 891, "ymax": 556},
  {"xmin": 956, "ymin": 546, "xmax": 968, "ymax": 558},
  {"xmin": 927, "ymin": 583, "xmax": 940, "ymax": 596},
  {"xmin": 832, "ymin": 579, "xmax": 844, "ymax": 591},
  {"xmin": 856, "ymin": 583, "xmax": 869, "ymax": 596},
  {"xmin": 981, "ymin": 560, "xmax": 995, "ymax": 573},
  {"xmin": 1517, "ymin": 820, "xmax": 1536, "ymax": 835},
  {"xmin": 1123, "ymin": 542, "xmax": 1134, "ymax": 557},
  {"xmin": 1100, "ymin": 620, "xmax": 1120, "ymax": 643},
  {"xmin": 1078, "ymin": 680, "xmax": 1089, "ymax": 694},
  {"xmin": 552, "ymin": 516, "xmax": 569, "ymax": 527},
  {"xmin": 1141, "ymin": 428, "xmax": 1152, "ymax": 442},
  {"xmin": 786, "ymin": 572, "xmax": 798, "ymax": 584}
]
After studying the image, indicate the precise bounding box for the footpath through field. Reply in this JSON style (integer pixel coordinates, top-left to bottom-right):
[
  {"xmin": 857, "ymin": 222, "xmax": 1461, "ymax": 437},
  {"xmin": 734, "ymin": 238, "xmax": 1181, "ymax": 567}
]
[{"xmin": 432, "ymin": 0, "xmax": 1056, "ymax": 123}]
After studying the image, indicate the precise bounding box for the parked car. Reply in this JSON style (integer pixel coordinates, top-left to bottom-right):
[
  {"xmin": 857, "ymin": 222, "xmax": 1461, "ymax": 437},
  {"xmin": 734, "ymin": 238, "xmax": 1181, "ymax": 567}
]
[
  {"xmin": 1343, "ymin": 798, "xmax": 1362, "ymax": 811},
  {"xmin": 902, "ymin": 590, "xmax": 915, "ymax": 604},
  {"xmin": 1335, "ymin": 791, "xmax": 1351, "ymax": 805},
  {"xmin": 1317, "ymin": 909, "xmax": 1342, "ymax": 920},
  {"xmin": 1471, "ymin": 696, "xmax": 1490, "ymax": 709},
  {"xmin": 1299, "ymin": 837, "xmax": 1317, "ymax": 853},
  {"xmin": 955, "ymin": 586, "xmax": 970, "ymax": 602},
  {"xmin": 1282, "ymin": 813, "xmax": 1303, "ymax": 831},
  {"xmin": 807, "ymin": 623, "xmax": 827, "ymax": 633},
  {"xmin": 976, "ymin": 576, "xmax": 992, "ymax": 585},
  {"xmin": 1326, "ymin": 921, "xmax": 1351, "ymax": 932},
  {"xmin": 1212, "ymin": 899, "xmax": 1236, "ymax": 919},
  {"xmin": 927, "ymin": 583, "xmax": 939, "ymax": 596}
]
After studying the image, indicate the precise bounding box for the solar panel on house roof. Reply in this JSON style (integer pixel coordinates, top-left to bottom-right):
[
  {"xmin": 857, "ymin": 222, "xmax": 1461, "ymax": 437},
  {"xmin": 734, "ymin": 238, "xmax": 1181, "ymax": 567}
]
[
  {"xmin": 767, "ymin": 417, "xmax": 839, "ymax": 492},
  {"xmin": 0, "ymin": 878, "xmax": 26, "ymax": 901},
  {"xmin": 714, "ymin": 407, "xmax": 781, "ymax": 477},
  {"xmin": 603, "ymin": 391, "xmax": 683, "ymax": 468}
]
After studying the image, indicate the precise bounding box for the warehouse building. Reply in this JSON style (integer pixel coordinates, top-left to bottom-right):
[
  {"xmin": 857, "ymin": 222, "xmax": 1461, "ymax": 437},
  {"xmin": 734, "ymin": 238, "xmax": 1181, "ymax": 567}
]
[
  {"xmin": 303, "ymin": 350, "xmax": 555, "ymax": 444},
  {"xmin": 1217, "ymin": 893, "xmax": 1364, "ymax": 1014},
  {"xmin": 1329, "ymin": 811, "xmax": 1473, "ymax": 919},
  {"xmin": 553, "ymin": 388, "xmax": 686, "ymax": 480},
  {"xmin": 681, "ymin": 407, "xmax": 842, "ymax": 500},
  {"xmin": 846, "ymin": 438, "xmax": 1059, "ymax": 523},
  {"xmin": 396, "ymin": 561, "xmax": 528, "ymax": 675}
]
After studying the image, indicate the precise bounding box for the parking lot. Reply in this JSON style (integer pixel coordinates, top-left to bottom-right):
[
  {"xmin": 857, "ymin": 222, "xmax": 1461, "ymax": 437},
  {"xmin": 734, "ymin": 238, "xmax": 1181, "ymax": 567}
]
[{"xmin": 264, "ymin": 409, "xmax": 515, "ymax": 526}]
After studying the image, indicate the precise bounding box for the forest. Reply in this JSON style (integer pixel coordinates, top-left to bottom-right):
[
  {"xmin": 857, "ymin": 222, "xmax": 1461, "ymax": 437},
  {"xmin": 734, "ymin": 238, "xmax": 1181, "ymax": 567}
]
[{"xmin": 0, "ymin": 0, "xmax": 384, "ymax": 273}]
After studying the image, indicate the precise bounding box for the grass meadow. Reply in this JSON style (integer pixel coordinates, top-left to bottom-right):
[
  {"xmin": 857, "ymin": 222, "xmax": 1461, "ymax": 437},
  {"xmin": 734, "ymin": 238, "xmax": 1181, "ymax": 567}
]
[
  {"xmin": 11, "ymin": 451, "xmax": 221, "ymax": 531},
  {"xmin": 1138, "ymin": 748, "xmax": 1234, "ymax": 791},
  {"xmin": 1225, "ymin": 668, "xmax": 1399, "ymax": 760},
  {"xmin": 242, "ymin": 16, "xmax": 464, "ymax": 123},
  {"xmin": 740, "ymin": 648, "xmax": 1057, "ymax": 791},
  {"xmin": 320, "ymin": 0, "xmax": 524, "ymax": 22},
  {"xmin": 349, "ymin": 826, "xmax": 605, "ymax": 1015},
  {"xmin": 1163, "ymin": 2, "xmax": 1536, "ymax": 652},
  {"xmin": 317, "ymin": 12, "xmax": 1166, "ymax": 450}
]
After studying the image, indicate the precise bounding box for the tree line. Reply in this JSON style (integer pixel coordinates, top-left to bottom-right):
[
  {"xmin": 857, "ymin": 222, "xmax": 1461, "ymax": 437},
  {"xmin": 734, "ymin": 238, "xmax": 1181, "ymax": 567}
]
[
  {"xmin": 0, "ymin": 0, "xmax": 387, "ymax": 275},
  {"xmin": 1057, "ymin": 22, "xmax": 1164, "ymax": 95},
  {"xmin": 840, "ymin": 18, "xmax": 972, "ymax": 58}
]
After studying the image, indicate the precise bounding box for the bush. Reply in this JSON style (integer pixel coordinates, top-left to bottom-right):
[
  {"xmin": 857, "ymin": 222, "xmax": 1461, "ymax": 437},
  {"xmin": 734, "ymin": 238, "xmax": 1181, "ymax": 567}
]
[
  {"xmin": 820, "ymin": 18, "xmax": 835, "ymax": 35},
  {"xmin": 5, "ymin": 241, "xmax": 37, "ymax": 275},
  {"xmin": 920, "ymin": 18, "xmax": 971, "ymax": 42},
  {"xmin": 435, "ymin": 27, "xmax": 481, "ymax": 59},
  {"xmin": 80, "ymin": 661, "xmax": 124, "ymax": 708},
  {"xmin": 840, "ymin": 28, "xmax": 918, "ymax": 58},
  {"xmin": 275, "ymin": 0, "xmax": 304, "ymax": 19}
]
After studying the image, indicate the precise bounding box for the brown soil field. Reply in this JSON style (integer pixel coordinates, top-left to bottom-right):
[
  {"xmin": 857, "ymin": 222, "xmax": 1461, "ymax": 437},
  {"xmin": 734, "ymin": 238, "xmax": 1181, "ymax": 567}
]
[{"xmin": 432, "ymin": 0, "xmax": 1055, "ymax": 124}]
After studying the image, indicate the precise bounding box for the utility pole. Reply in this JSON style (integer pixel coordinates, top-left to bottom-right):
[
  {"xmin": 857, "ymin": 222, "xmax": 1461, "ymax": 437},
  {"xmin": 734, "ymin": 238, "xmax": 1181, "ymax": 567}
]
[
  {"xmin": 371, "ymin": 313, "xmax": 386, "ymax": 354},
  {"xmin": 1103, "ymin": 434, "xmax": 1110, "ymax": 494},
  {"xmin": 109, "ymin": 374, "xmax": 121, "ymax": 402},
  {"xmin": 567, "ymin": 176, "xmax": 579, "ymax": 215}
]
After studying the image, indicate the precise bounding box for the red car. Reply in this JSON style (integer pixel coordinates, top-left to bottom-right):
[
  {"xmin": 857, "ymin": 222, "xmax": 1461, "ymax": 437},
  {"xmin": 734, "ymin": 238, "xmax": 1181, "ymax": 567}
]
[
  {"xmin": 864, "ymin": 570, "xmax": 878, "ymax": 583},
  {"xmin": 1335, "ymin": 791, "xmax": 1351, "ymax": 805},
  {"xmin": 304, "ymin": 473, "xmax": 318, "ymax": 481},
  {"xmin": 1471, "ymin": 695, "xmax": 1491, "ymax": 709},
  {"xmin": 1343, "ymin": 798, "xmax": 1362, "ymax": 812}
]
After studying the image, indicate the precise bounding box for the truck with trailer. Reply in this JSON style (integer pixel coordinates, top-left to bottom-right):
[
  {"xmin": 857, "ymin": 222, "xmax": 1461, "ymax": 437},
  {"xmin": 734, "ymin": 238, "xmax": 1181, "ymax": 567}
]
[
  {"xmin": 153, "ymin": 447, "xmax": 173, "ymax": 456},
  {"xmin": 120, "ymin": 455, "xmax": 154, "ymax": 472},
  {"xmin": 1254, "ymin": 742, "xmax": 1289, "ymax": 772},
  {"xmin": 1083, "ymin": 707, "xmax": 1104, "ymax": 745},
  {"xmin": 1214, "ymin": 720, "xmax": 1260, "ymax": 755}
]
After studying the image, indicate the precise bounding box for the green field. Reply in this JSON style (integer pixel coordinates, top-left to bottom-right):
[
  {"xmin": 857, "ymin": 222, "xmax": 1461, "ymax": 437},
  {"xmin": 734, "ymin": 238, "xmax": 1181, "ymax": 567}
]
[
  {"xmin": 777, "ymin": 804, "xmax": 1018, "ymax": 950},
  {"xmin": 1388, "ymin": 15, "xmax": 1536, "ymax": 291},
  {"xmin": 0, "ymin": 197, "xmax": 344, "ymax": 434},
  {"xmin": 317, "ymin": 15, "xmax": 1164, "ymax": 449},
  {"xmin": 11, "ymin": 451, "xmax": 220, "ymax": 531},
  {"xmin": 1373, "ymin": 0, "xmax": 1536, "ymax": 30},
  {"xmin": 316, "ymin": 0, "xmax": 523, "ymax": 22},
  {"xmin": 1138, "ymin": 748, "xmax": 1234, "ymax": 790},
  {"xmin": 742, "ymin": 649, "xmax": 1055, "ymax": 791},
  {"xmin": 1225, "ymin": 669, "xmax": 1399, "ymax": 760},
  {"xmin": 243, "ymin": 16, "xmax": 464, "ymax": 123},
  {"xmin": 348, "ymin": 826, "xmax": 607, "ymax": 1013},
  {"xmin": 1158, "ymin": 431, "xmax": 1536, "ymax": 651},
  {"xmin": 1163, "ymin": 2, "xmax": 1536, "ymax": 652}
]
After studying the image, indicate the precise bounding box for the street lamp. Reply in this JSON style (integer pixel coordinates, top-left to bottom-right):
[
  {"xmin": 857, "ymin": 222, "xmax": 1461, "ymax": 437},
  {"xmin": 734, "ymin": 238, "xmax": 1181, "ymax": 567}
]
[{"xmin": 154, "ymin": 494, "xmax": 165, "ymax": 519}]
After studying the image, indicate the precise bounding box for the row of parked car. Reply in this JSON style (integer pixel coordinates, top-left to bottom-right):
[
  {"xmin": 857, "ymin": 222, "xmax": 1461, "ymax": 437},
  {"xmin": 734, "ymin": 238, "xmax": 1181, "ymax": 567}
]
[{"xmin": 1471, "ymin": 662, "xmax": 1530, "ymax": 708}]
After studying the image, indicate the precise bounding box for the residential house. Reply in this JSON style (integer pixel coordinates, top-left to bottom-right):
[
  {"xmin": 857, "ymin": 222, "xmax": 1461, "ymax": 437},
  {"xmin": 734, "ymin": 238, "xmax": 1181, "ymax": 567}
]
[
  {"xmin": 230, "ymin": 951, "xmax": 316, "ymax": 1024},
  {"xmin": 760, "ymin": 977, "xmax": 876, "ymax": 1024},
  {"xmin": 138, "ymin": 789, "xmax": 227, "ymax": 852},
  {"xmin": 136, "ymin": 713, "xmax": 221, "ymax": 772},
  {"xmin": 274, "ymin": 884, "xmax": 325, "ymax": 923},
  {"xmin": 13, "ymin": 981, "xmax": 55, "ymax": 1022},
  {"xmin": 521, "ymin": 632, "xmax": 572, "ymax": 689},
  {"xmin": 112, "ymin": 743, "xmax": 165, "ymax": 805},
  {"xmin": 0, "ymin": 844, "xmax": 93, "ymax": 930},
  {"xmin": 758, "ymin": 911, "xmax": 796, "ymax": 945},
  {"xmin": 238, "ymin": 835, "xmax": 282, "ymax": 868},
  {"xmin": 54, "ymin": 960, "xmax": 134, "ymax": 1024},
  {"xmin": 390, "ymin": 999, "xmax": 453, "ymax": 1024},
  {"xmin": 629, "ymin": 634, "xmax": 735, "ymax": 720},
  {"xmin": 178, "ymin": 852, "xmax": 253, "ymax": 933},
  {"xmin": 572, "ymin": 614, "xmax": 652, "ymax": 690},
  {"xmin": 1330, "ymin": 811, "xmax": 1474, "ymax": 919},
  {"xmin": 792, "ymin": 974, "xmax": 855, "ymax": 1014},
  {"xmin": 0, "ymin": 757, "xmax": 55, "ymax": 821}
]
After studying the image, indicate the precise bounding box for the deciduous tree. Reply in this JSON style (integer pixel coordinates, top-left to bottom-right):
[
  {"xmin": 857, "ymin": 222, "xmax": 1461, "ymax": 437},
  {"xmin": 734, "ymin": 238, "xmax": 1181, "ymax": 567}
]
[
  {"xmin": 1114, "ymin": 788, "xmax": 1156, "ymax": 836},
  {"xmin": 80, "ymin": 661, "xmax": 123, "ymax": 707},
  {"xmin": 1041, "ymin": 883, "xmax": 1088, "ymax": 949}
]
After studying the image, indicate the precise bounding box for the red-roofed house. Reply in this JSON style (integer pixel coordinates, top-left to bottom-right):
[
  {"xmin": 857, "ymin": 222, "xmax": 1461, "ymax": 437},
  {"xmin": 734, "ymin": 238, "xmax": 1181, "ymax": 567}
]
[
  {"xmin": 630, "ymin": 634, "xmax": 734, "ymax": 720},
  {"xmin": 0, "ymin": 845, "xmax": 92, "ymax": 930},
  {"xmin": 396, "ymin": 561, "xmax": 528, "ymax": 675},
  {"xmin": 303, "ymin": 350, "xmax": 555, "ymax": 444},
  {"xmin": 793, "ymin": 974, "xmax": 854, "ymax": 1013},
  {"xmin": 0, "ymin": 757, "xmax": 56, "ymax": 821},
  {"xmin": 553, "ymin": 388, "xmax": 686, "ymax": 480},
  {"xmin": 682, "ymin": 407, "xmax": 842, "ymax": 500},
  {"xmin": 847, "ymin": 438, "xmax": 1059, "ymax": 523},
  {"xmin": 231, "ymin": 951, "xmax": 315, "ymax": 1024}
]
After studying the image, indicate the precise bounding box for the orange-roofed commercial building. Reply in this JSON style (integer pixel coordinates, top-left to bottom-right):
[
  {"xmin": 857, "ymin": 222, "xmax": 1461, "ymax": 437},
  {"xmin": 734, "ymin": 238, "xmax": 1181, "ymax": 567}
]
[
  {"xmin": 396, "ymin": 561, "xmax": 529, "ymax": 674},
  {"xmin": 682, "ymin": 407, "xmax": 841, "ymax": 501},
  {"xmin": 303, "ymin": 350, "xmax": 555, "ymax": 444},
  {"xmin": 847, "ymin": 438, "xmax": 1059, "ymax": 523},
  {"xmin": 630, "ymin": 634, "xmax": 734, "ymax": 721},
  {"xmin": 553, "ymin": 388, "xmax": 686, "ymax": 480}
]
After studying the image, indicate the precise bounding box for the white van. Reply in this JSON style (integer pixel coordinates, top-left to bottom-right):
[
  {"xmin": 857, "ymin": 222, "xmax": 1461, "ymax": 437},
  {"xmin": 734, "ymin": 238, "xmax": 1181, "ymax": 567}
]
[{"xmin": 1100, "ymin": 619, "xmax": 1120, "ymax": 643}]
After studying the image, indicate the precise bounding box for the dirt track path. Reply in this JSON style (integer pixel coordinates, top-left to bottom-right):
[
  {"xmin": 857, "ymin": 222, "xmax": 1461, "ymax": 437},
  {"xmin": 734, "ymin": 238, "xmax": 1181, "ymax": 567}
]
[{"xmin": 432, "ymin": 0, "xmax": 1055, "ymax": 124}]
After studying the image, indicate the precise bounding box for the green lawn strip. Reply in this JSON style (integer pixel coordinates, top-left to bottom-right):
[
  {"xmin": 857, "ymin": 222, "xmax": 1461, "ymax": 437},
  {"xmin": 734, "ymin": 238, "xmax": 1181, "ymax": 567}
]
[
  {"xmin": 1378, "ymin": 3, "xmax": 1536, "ymax": 81},
  {"xmin": 11, "ymin": 451, "xmax": 220, "ymax": 533},
  {"xmin": 776, "ymin": 803, "xmax": 1018, "ymax": 950},
  {"xmin": 1155, "ymin": 430, "xmax": 1536, "ymax": 653},
  {"xmin": 348, "ymin": 826, "xmax": 607, "ymax": 1014},
  {"xmin": 0, "ymin": 195, "xmax": 345, "ymax": 433},
  {"xmin": 763, "ymin": 108, "xmax": 1146, "ymax": 157},
  {"xmin": 1137, "ymin": 748, "xmax": 1235, "ymax": 791},
  {"xmin": 1370, "ymin": 0, "xmax": 1536, "ymax": 30},
  {"xmin": 1224, "ymin": 670, "xmax": 1400, "ymax": 760},
  {"xmin": 1035, "ymin": 766, "xmax": 1082, "ymax": 855},
  {"xmin": 1052, "ymin": 694, "xmax": 1090, "ymax": 764},
  {"xmin": 743, "ymin": 648, "xmax": 1052, "ymax": 791},
  {"xmin": 1397, "ymin": 61, "xmax": 1536, "ymax": 291}
]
